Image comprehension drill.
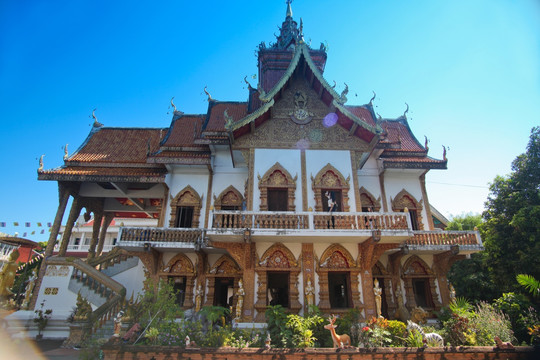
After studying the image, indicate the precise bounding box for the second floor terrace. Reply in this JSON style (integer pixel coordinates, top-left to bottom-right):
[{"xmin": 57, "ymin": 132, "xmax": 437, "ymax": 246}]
[{"xmin": 117, "ymin": 210, "xmax": 483, "ymax": 254}]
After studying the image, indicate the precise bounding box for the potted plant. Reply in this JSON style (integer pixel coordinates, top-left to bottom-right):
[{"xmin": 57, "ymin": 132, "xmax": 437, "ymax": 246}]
[{"xmin": 34, "ymin": 300, "xmax": 52, "ymax": 340}]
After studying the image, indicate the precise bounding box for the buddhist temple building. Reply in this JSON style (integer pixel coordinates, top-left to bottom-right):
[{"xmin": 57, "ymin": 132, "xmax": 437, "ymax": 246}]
[{"xmin": 31, "ymin": 2, "xmax": 482, "ymax": 331}]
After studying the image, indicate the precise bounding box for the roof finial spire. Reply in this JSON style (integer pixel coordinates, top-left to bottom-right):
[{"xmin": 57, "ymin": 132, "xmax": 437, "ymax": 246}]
[
  {"xmin": 286, "ymin": 0, "xmax": 293, "ymax": 18},
  {"xmin": 403, "ymin": 103, "xmax": 409, "ymax": 118},
  {"xmin": 203, "ymin": 86, "xmax": 214, "ymax": 102},
  {"xmin": 170, "ymin": 97, "xmax": 177, "ymax": 112}
]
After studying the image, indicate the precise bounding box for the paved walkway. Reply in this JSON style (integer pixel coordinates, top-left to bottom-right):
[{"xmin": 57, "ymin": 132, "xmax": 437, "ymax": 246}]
[{"xmin": 35, "ymin": 339, "xmax": 81, "ymax": 360}]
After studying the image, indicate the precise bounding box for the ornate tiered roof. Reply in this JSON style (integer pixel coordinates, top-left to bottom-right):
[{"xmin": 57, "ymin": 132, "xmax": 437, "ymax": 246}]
[{"xmin": 38, "ymin": 2, "xmax": 445, "ymax": 181}]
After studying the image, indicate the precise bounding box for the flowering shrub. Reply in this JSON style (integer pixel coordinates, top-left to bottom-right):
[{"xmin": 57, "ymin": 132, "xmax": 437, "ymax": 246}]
[{"xmin": 358, "ymin": 317, "xmax": 392, "ymax": 348}]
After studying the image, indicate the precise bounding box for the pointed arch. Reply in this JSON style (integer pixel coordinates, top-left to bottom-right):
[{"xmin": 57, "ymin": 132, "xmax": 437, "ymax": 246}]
[
  {"xmin": 316, "ymin": 244, "xmax": 361, "ymax": 311},
  {"xmin": 401, "ymin": 255, "xmax": 440, "ymax": 311},
  {"xmin": 209, "ymin": 254, "xmax": 242, "ymax": 275},
  {"xmin": 254, "ymin": 243, "xmax": 302, "ymax": 319},
  {"xmin": 402, "ymin": 255, "xmax": 434, "ymax": 276},
  {"xmin": 311, "ymin": 163, "xmax": 350, "ymax": 212},
  {"xmin": 258, "ymin": 243, "xmax": 298, "ymax": 269},
  {"xmin": 391, "ymin": 189, "xmax": 424, "ymax": 230},
  {"xmin": 169, "ymin": 185, "xmax": 202, "ymax": 228},
  {"xmin": 318, "ymin": 244, "xmax": 356, "ymax": 269},
  {"xmin": 164, "ymin": 253, "xmax": 195, "ymax": 275},
  {"xmin": 213, "ymin": 185, "xmax": 244, "ymax": 210},
  {"xmin": 372, "ymin": 261, "xmax": 389, "ymax": 276},
  {"xmin": 359, "ymin": 186, "xmax": 381, "ymax": 212},
  {"xmin": 258, "ymin": 162, "xmax": 297, "ymax": 211}
]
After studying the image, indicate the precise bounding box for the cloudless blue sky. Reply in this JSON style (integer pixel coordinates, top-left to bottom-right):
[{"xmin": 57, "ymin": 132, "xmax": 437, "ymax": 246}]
[{"xmin": 1, "ymin": 0, "xmax": 539, "ymax": 242}]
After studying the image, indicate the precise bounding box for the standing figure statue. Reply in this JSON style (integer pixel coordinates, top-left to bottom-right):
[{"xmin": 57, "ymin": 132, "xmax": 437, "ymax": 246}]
[
  {"xmin": 0, "ymin": 249, "xmax": 19, "ymax": 302},
  {"xmin": 373, "ymin": 278, "xmax": 382, "ymax": 318},
  {"xmin": 235, "ymin": 279, "xmax": 245, "ymax": 320},
  {"xmin": 305, "ymin": 276, "xmax": 315, "ymax": 307},
  {"xmin": 113, "ymin": 310, "xmax": 124, "ymax": 337},
  {"xmin": 22, "ymin": 267, "xmax": 38, "ymax": 309},
  {"xmin": 448, "ymin": 283, "xmax": 456, "ymax": 302},
  {"xmin": 195, "ymin": 284, "xmax": 203, "ymax": 312}
]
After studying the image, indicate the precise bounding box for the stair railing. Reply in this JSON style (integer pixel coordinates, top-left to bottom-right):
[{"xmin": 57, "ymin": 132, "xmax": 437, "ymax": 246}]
[
  {"xmin": 46, "ymin": 257, "xmax": 126, "ymax": 335},
  {"xmin": 86, "ymin": 246, "xmax": 132, "ymax": 272}
]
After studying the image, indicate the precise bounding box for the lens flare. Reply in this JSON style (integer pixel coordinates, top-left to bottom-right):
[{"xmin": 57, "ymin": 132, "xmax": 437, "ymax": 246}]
[
  {"xmin": 296, "ymin": 138, "xmax": 310, "ymax": 150},
  {"xmin": 323, "ymin": 112, "xmax": 338, "ymax": 128}
]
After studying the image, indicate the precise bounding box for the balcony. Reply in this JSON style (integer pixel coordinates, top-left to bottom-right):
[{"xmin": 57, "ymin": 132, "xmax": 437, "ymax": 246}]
[
  {"xmin": 118, "ymin": 227, "xmax": 204, "ymax": 251},
  {"xmin": 207, "ymin": 210, "xmax": 412, "ymax": 243},
  {"xmin": 406, "ymin": 230, "xmax": 483, "ymax": 254},
  {"xmin": 115, "ymin": 212, "xmax": 483, "ymax": 253}
]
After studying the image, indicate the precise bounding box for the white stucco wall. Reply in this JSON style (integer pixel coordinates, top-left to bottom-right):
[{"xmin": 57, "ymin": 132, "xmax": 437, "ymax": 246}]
[
  {"xmin": 112, "ymin": 260, "xmax": 145, "ymax": 299},
  {"xmin": 164, "ymin": 167, "xmax": 210, "ymax": 227},
  {"xmin": 35, "ymin": 265, "xmax": 79, "ymax": 318}
]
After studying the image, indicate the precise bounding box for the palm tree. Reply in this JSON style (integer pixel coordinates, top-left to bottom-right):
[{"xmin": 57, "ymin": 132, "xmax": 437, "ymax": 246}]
[{"xmin": 516, "ymin": 274, "xmax": 540, "ymax": 298}]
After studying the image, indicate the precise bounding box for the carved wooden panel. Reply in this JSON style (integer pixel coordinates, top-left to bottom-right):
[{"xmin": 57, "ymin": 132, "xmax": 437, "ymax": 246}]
[
  {"xmin": 214, "ymin": 185, "xmax": 244, "ymax": 210},
  {"xmin": 258, "ymin": 163, "xmax": 297, "ymax": 211},
  {"xmin": 391, "ymin": 189, "xmax": 424, "ymax": 230}
]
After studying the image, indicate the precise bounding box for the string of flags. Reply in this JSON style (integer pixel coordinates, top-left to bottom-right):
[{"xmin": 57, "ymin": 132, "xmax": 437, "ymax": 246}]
[
  {"xmin": 1, "ymin": 221, "xmax": 53, "ymax": 237},
  {"xmin": 1, "ymin": 222, "xmax": 52, "ymax": 227}
]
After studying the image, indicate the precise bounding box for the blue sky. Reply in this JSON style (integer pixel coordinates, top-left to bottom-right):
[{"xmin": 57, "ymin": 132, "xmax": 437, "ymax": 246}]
[{"xmin": 1, "ymin": 0, "xmax": 539, "ymax": 242}]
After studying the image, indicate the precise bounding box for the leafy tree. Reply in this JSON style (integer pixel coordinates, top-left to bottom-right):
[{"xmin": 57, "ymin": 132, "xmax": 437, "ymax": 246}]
[
  {"xmin": 483, "ymin": 127, "xmax": 540, "ymax": 294},
  {"xmin": 446, "ymin": 213, "xmax": 482, "ymax": 231},
  {"xmin": 517, "ymin": 274, "xmax": 540, "ymax": 299}
]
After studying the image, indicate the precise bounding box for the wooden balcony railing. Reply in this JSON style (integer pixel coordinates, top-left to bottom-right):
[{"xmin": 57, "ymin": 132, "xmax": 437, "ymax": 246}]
[
  {"xmin": 407, "ymin": 231, "xmax": 481, "ymax": 246},
  {"xmin": 211, "ymin": 211, "xmax": 410, "ymax": 231},
  {"xmin": 119, "ymin": 227, "xmax": 202, "ymax": 244}
]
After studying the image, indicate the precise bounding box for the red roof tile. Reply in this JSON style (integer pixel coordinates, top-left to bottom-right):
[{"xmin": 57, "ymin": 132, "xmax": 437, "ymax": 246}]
[
  {"xmin": 162, "ymin": 115, "xmax": 206, "ymax": 148},
  {"xmin": 205, "ymin": 102, "xmax": 248, "ymax": 132},
  {"xmin": 69, "ymin": 128, "xmax": 165, "ymax": 164},
  {"xmin": 40, "ymin": 166, "xmax": 166, "ymax": 178},
  {"xmin": 345, "ymin": 106, "xmax": 376, "ymax": 126},
  {"xmin": 379, "ymin": 120, "xmax": 425, "ymax": 152}
]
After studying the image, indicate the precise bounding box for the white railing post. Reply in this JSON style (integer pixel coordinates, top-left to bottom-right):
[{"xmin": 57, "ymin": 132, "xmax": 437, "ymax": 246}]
[{"xmin": 308, "ymin": 212, "xmax": 314, "ymax": 230}]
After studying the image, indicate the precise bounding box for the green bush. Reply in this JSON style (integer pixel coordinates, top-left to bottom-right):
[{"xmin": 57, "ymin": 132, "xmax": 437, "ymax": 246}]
[
  {"xmin": 386, "ymin": 320, "xmax": 407, "ymax": 346},
  {"xmin": 494, "ymin": 292, "xmax": 536, "ymax": 343},
  {"xmin": 471, "ymin": 302, "xmax": 514, "ymax": 345}
]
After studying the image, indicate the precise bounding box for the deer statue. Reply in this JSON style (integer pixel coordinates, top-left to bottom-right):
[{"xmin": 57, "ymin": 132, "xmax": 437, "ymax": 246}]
[{"xmin": 324, "ymin": 315, "xmax": 351, "ymax": 348}]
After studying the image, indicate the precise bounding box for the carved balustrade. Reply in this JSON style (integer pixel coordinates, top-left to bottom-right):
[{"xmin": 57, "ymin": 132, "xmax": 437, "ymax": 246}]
[
  {"xmin": 407, "ymin": 231, "xmax": 481, "ymax": 246},
  {"xmin": 212, "ymin": 211, "xmax": 409, "ymax": 231},
  {"xmin": 119, "ymin": 227, "xmax": 202, "ymax": 244}
]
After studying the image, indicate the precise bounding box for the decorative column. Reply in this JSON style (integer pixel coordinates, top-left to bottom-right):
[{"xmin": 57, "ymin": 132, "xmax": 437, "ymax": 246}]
[
  {"xmin": 184, "ymin": 276, "xmax": 196, "ymax": 309},
  {"xmin": 433, "ymin": 248, "xmax": 464, "ymax": 307},
  {"xmin": 378, "ymin": 171, "xmax": 388, "ymax": 212},
  {"xmin": 289, "ymin": 270, "xmax": 302, "ymax": 314},
  {"xmin": 87, "ymin": 206, "xmax": 104, "ymax": 259},
  {"xmin": 388, "ymin": 248, "xmax": 407, "ymax": 311},
  {"xmin": 44, "ymin": 183, "xmax": 72, "ymax": 257},
  {"xmin": 96, "ymin": 212, "xmax": 114, "ymax": 256},
  {"xmin": 242, "ymin": 241, "xmax": 256, "ymax": 322},
  {"xmin": 301, "ymin": 243, "xmax": 314, "ymax": 313},
  {"xmin": 254, "ymin": 269, "xmax": 267, "ymax": 322},
  {"xmin": 58, "ymin": 196, "xmax": 83, "ymax": 256},
  {"xmin": 316, "ymin": 269, "xmax": 331, "ymax": 311},
  {"xmin": 359, "ymin": 240, "xmax": 399, "ymax": 320}
]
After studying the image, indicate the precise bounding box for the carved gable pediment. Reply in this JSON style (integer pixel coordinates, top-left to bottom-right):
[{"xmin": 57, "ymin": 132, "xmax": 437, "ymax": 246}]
[{"xmin": 233, "ymin": 77, "xmax": 370, "ymax": 151}]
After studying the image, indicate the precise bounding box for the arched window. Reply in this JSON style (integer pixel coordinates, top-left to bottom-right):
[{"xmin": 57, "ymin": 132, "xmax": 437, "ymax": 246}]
[
  {"xmin": 317, "ymin": 244, "xmax": 361, "ymax": 312},
  {"xmin": 161, "ymin": 253, "xmax": 196, "ymax": 309},
  {"xmin": 205, "ymin": 255, "xmax": 242, "ymax": 309},
  {"xmin": 402, "ymin": 256, "xmax": 440, "ymax": 311},
  {"xmin": 359, "ymin": 187, "xmax": 381, "ymax": 212},
  {"xmin": 258, "ymin": 163, "xmax": 297, "ymax": 211},
  {"xmin": 392, "ymin": 190, "xmax": 423, "ymax": 230},
  {"xmin": 169, "ymin": 186, "xmax": 202, "ymax": 228},
  {"xmin": 311, "ymin": 164, "xmax": 350, "ymax": 212},
  {"xmin": 254, "ymin": 243, "xmax": 301, "ymax": 321}
]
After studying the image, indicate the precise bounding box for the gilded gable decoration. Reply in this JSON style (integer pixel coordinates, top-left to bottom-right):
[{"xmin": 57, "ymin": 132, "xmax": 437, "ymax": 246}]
[
  {"xmin": 213, "ymin": 185, "xmax": 244, "ymax": 210},
  {"xmin": 258, "ymin": 163, "xmax": 297, "ymax": 211},
  {"xmin": 391, "ymin": 189, "xmax": 424, "ymax": 230},
  {"xmin": 311, "ymin": 164, "xmax": 350, "ymax": 212},
  {"xmin": 163, "ymin": 253, "xmax": 195, "ymax": 275},
  {"xmin": 318, "ymin": 244, "xmax": 356, "ymax": 269},
  {"xmin": 359, "ymin": 187, "xmax": 381, "ymax": 211},
  {"xmin": 289, "ymin": 90, "xmax": 314, "ymax": 125},
  {"xmin": 402, "ymin": 256, "xmax": 434, "ymax": 276},
  {"xmin": 209, "ymin": 255, "xmax": 242, "ymax": 275},
  {"xmin": 258, "ymin": 243, "xmax": 299, "ymax": 269},
  {"xmin": 169, "ymin": 185, "xmax": 203, "ymax": 228}
]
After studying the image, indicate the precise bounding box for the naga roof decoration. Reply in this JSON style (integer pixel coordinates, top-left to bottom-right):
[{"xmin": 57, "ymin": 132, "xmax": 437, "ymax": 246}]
[
  {"xmin": 38, "ymin": 1, "xmax": 447, "ymax": 180},
  {"xmin": 225, "ymin": 42, "xmax": 383, "ymax": 141}
]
